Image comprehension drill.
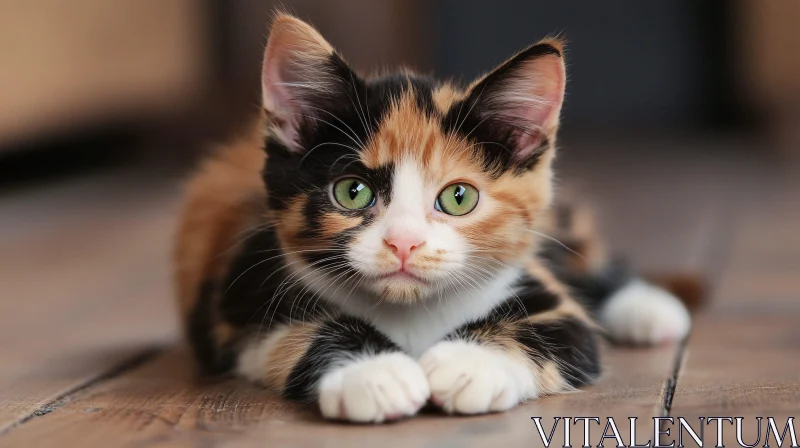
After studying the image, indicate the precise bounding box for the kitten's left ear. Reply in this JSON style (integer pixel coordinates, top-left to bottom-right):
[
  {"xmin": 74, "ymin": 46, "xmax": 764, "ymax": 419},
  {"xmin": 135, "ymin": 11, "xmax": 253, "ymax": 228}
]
[
  {"xmin": 463, "ymin": 40, "xmax": 566, "ymax": 164},
  {"xmin": 261, "ymin": 13, "xmax": 359, "ymax": 151}
]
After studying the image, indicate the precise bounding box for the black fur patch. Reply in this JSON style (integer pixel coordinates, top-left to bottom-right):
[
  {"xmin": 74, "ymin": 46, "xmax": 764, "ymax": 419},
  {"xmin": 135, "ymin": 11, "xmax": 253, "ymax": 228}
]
[
  {"xmin": 452, "ymin": 275, "xmax": 561, "ymax": 336},
  {"xmin": 188, "ymin": 280, "xmax": 234, "ymax": 375},
  {"xmin": 442, "ymin": 43, "xmax": 563, "ymax": 175},
  {"xmin": 509, "ymin": 275, "xmax": 563, "ymax": 317},
  {"xmin": 448, "ymin": 273, "xmax": 600, "ymax": 388},
  {"xmin": 517, "ymin": 317, "xmax": 601, "ymax": 387},
  {"xmin": 218, "ymin": 228, "xmax": 332, "ymax": 329},
  {"xmin": 284, "ymin": 315, "xmax": 401, "ymax": 401},
  {"xmin": 538, "ymin": 241, "xmax": 632, "ymax": 314}
]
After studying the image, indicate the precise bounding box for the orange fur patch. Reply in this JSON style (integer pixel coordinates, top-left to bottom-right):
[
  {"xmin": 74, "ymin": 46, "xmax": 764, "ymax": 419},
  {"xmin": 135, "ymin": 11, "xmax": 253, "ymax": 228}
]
[
  {"xmin": 319, "ymin": 213, "xmax": 363, "ymax": 236},
  {"xmin": 275, "ymin": 195, "xmax": 308, "ymax": 250},
  {"xmin": 262, "ymin": 322, "xmax": 321, "ymax": 391},
  {"xmin": 360, "ymin": 89, "xmax": 454, "ymax": 168},
  {"xmin": 524, "ymin": 258, "xmax": 598, "ymax": 329},
  {"xmin": 431, "ymin": 82, "xmax": 464, "ymax": 114},
  {"xmin": 174, "ymin": 117, "xmax": 266, "ymax": 319}
]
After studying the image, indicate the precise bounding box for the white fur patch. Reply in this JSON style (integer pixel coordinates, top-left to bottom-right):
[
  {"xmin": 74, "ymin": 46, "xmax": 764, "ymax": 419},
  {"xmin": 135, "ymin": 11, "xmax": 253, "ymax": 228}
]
[
  {"xmin": 341, "ymin": 266, "xmax": 522, "ymax": 357},
  {"xmin": 419, "ymin": 340, "xmax": 537, "ymax": 414},
  {"xmin": 236, "ymin": 325, "xmax": 290, "ymax": 382},
  {"xmin": 387, "ymin": 159, "xmax": 428, "ymax": 224},
  {"xmin": 599, "ymin": 279, "xmax": 691, "ymax": 345},
  {"xmin": 318, "ymin": 352, "xmax": 429, "ymax": 423}
]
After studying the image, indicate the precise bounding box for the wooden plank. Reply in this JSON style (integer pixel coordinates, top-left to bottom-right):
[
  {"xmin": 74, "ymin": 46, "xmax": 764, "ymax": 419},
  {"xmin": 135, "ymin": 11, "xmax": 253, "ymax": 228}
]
[
  {"xmin": 0, "ymin": 344, "xmax": 681, "ymax": 447},
  {"xmin": 672, "ymin": 315, "xmax": 800, "ymax": 414},
  {"xmin": 706, "ymin": 183, "xmax": 800, "ymax": 312},
  {"xmin": 668, "ymin": 169, "xmax": 800, "ymax": 447},
  {"xmin": 0, "ymin": 173, "xmax": 181, "ymax": 434},
  {"xmin": 667, "ymin": 314, "xmax": 800, "ymax": 448}
]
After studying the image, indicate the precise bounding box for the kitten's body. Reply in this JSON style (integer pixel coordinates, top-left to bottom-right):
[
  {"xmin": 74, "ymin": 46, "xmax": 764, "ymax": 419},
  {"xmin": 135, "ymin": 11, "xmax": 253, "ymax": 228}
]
[{"xmin": 175, "ymin": 14, "xmax": 690, "ymax": 423}]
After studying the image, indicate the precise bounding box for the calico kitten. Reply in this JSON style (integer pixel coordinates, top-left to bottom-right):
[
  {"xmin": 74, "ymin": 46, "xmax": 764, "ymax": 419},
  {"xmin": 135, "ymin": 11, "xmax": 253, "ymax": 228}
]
[{"xmin": 175, "ymin": 13, "xmax": 691, "ymax": 423}]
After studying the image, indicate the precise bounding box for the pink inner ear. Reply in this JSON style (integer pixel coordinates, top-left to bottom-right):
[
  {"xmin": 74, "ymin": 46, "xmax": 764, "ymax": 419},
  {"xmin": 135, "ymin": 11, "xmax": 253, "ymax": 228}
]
[
  {"xmin": 262, "ymin": 54, "xmax": 303, "ymax": 146},
  {"xmin": 499, "ymin": 54, "xmax": 565, "ymax": 160},
  {"xmin": 259, "ymin": 16, "xmax": 335, "ymax": 151},
  {"xmin": 262, "ymin": 56, "xmax": 289, "ymax": 112},
  {"xmin": 512, "ymin": 124, "xmax": 545, "ymax": 161}
]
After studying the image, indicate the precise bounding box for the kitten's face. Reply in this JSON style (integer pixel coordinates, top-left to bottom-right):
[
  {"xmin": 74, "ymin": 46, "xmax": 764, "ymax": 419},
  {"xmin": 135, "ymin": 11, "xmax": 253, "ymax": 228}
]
[{"xmin": 261, "ymin": 15, "xmax": 565, "ymax": 304}]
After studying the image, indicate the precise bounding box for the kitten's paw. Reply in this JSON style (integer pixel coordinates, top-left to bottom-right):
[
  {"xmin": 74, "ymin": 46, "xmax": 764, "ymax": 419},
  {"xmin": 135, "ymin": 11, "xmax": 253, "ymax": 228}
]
[
  {"xmin": 317, "ymin": 352, "xmax": 429, "ymax": 423},
  {"xmin": 600, "ymin": 279, "xmax": 691, "ymax": 345},
  {"xmin": 419, "ymin": 341, "xmax": 533, "ymax": 415}
]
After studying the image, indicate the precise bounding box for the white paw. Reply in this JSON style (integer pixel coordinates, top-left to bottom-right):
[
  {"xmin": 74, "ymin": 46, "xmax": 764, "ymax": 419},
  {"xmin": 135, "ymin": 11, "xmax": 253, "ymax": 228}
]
[
  {"xmin": 317, "ymin": 352, "xmax": 429, "ymax": 423},
  {"xmin": 419, "ymin": 340, "xmax": 535, "ymax": 415},
  {"xmin": 600, "ymin": 279, "xmax": 691, "ymax": 345}
]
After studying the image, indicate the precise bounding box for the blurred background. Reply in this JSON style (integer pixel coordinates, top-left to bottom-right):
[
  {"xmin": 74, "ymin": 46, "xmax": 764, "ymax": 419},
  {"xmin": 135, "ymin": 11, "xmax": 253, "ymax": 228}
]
[
  {"xmin": 1, "ymin": 1, "xmax": 799, "ymax": 358},
  {"xmin": 3, "ymin": 1, "xmax": 799, "ymax": 169}
]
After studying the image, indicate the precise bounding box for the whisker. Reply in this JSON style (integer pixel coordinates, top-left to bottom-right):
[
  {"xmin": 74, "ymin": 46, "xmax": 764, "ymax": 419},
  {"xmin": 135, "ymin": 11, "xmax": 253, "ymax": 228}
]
[
  {"xmin": 224, "ymin": 248, "xmax": 345, "ymax": 295},
  {"xmin": 304, "ymin": 104, "xmax": 365, "ymax": 147},
  {"xmin": 290, "ymin": 112, "xmax": 364, "ymax": 152},
  {"xmin": 288, "ymin": 262, "xmax": 352, "ymax": 325},
  {"xmin": 300, "ymin": 142, "xmax": 361, "ymax": 168},
  {"xmin": 524, "ymin": 229, "xmax": 586, "ymax": 260},
  {"xmin": 248, "ymin": 254, "xmax": 346, "ymax": 326},
  {"xmin": 260, "ymin": 258, "xmax": 349, "ymax": 335},
  {"xmin": 348, "ymin": 71, "xmax": 371, "ymax": 137}
]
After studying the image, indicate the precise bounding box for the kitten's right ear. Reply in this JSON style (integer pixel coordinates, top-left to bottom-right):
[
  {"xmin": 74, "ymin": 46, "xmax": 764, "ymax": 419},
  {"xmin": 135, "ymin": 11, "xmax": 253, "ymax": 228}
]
[
  {"xmin": 262, "ymin": 14, "xmax": 351, "ymax": 151},
  {"xmin": 459, "ymin": 40, "xmax": 566, "ymax": 167}
]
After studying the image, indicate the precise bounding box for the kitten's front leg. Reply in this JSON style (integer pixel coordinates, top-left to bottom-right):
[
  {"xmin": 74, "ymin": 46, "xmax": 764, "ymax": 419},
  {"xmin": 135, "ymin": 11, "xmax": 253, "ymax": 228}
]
[
  {"xmin": 419, "ymin": 307, "xmax": 601, "ymax": 414},
  {"xmin": 237, "ymin": 315, "xmax": 429, "ymax": 423}
]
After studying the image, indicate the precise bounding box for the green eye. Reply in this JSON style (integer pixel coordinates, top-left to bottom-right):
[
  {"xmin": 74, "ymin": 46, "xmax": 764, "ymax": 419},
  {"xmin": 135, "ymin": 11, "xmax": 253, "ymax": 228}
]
[
  {"xmin": 435, "ymin": 183, "xmax": 479, "ymax": 216},
  {"xmin": 333, "ymin": 178, "xmax": 375, "ymax": 210}
]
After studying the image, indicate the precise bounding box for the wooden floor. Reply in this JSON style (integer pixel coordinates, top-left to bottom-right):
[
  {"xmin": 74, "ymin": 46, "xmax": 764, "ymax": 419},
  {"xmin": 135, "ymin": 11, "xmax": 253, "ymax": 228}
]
[{"xmin": 0, "ymin": 139, "xmax": 798, "ymax": 447}]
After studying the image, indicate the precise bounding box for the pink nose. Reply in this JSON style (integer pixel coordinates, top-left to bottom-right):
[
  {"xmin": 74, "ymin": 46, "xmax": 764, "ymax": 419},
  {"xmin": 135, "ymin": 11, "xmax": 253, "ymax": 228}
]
[{"xmin": 384, "ymin": 237, "xmax": 423, "ymax": 264}]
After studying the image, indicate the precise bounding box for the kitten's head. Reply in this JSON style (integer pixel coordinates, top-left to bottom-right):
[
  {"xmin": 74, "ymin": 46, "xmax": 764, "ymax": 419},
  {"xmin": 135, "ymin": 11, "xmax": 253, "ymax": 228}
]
[{"xmin": 262, "ymin": 14, "xmax": 565, "ymax": 305}]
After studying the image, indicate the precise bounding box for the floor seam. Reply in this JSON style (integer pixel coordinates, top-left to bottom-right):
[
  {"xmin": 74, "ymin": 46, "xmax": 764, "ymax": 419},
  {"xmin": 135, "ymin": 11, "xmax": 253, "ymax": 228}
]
[
  {"xmin": 659, "ymin": 337, "xmax": 688, "ymax": 417},
  {"xmin": 0, "ymin": 348, "xmax": 161, "ymax": 437}
]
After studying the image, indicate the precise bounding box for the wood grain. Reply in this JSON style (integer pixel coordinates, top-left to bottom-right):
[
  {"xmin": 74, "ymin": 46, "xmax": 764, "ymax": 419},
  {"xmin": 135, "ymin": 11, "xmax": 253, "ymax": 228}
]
[
  {"xmin": 0, "ymin": 173, "xmax": 181, "ymax": 434},
  {"xmin": 667, "ymin": 314, "xmax": 800, "ymax": 448},
  {"xmin": 667, "ymin": 168, "xmax": 800, "ymax": 447},
  {"xmin": 0, "ymin": 345, "xmax": 682, "ymax": 448}
]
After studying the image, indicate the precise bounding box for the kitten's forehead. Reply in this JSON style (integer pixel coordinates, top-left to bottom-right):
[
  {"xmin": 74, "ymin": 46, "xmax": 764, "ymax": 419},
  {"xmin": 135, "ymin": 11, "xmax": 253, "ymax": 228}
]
[{"xmin": 359, "ymin": 87, "xmax": 483, "ymax": 180}]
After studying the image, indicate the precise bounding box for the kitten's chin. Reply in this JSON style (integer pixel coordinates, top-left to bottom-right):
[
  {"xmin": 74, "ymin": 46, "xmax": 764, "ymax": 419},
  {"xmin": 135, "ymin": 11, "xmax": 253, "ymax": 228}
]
[{"xmin": 367, "ymin": 276, "xmax": 433, "ymax": 305}]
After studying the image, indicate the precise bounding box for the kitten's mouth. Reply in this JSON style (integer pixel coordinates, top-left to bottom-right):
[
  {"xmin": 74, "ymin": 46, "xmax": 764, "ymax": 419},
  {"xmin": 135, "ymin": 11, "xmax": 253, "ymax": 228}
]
[
  {"xmin": 368, "ymin": 268, "xmax": 433, "ymax": 304},
  {"xmin": 376, "ymin": 270, "xmax": 427, "ymax": 283}
]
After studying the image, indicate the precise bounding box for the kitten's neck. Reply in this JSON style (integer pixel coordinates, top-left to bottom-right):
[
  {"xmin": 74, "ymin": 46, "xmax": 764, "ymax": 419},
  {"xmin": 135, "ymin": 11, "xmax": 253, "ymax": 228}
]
[{"xmin": 315, "ymin": 266, "xmax": 524, "ymax": 357}]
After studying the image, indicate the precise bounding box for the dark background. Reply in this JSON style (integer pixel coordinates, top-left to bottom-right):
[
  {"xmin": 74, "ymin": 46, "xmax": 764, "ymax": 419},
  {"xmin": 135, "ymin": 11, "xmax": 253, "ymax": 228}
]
[
  {"xmin": 210, "ymin": 0, "xmax": 745, "ymax": 130},
  {"xmin": 434, "ymin": 0, "xmax": 737, "ymax": 129}
]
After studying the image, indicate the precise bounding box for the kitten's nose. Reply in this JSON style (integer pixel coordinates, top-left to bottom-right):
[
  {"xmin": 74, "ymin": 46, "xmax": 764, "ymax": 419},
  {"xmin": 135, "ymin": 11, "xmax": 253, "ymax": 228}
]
[{"xmin": 384, "ymin": 237, "xmax": 423, "ymax": 264}]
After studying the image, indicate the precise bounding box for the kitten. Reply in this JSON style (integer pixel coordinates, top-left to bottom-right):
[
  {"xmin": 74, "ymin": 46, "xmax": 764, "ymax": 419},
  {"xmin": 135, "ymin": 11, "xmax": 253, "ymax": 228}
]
[{"xmin": 174, "ymin": 13, "xmax": 691, "ymax": 423}]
